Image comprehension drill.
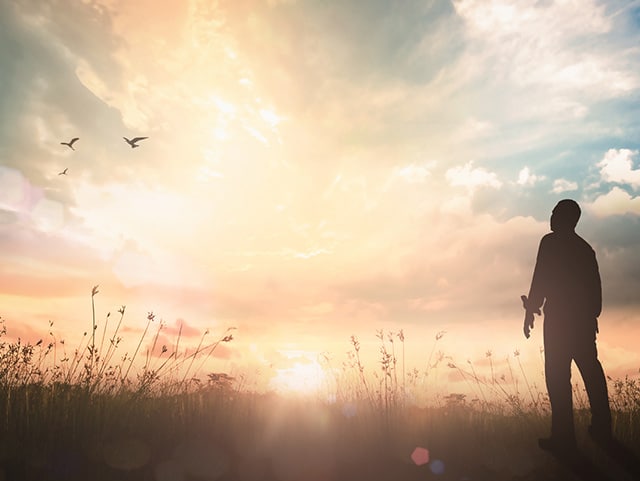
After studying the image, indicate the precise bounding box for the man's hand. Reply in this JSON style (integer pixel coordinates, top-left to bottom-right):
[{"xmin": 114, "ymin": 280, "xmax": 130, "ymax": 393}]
[
  {"xmin": 523, "ymin": 310, "xmax": 535, "ymax": 339},
  {"xmin": 521, "ymin": 295, "xmax": 540, "ymax": 339}
]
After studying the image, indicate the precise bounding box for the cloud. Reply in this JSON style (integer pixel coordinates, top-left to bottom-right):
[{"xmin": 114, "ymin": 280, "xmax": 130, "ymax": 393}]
[
  {"xmin": 452, "ymin": 0, "xmax": 637, "ymax": 97},
  {"xmin": 455, "ymin": 117, "xmax": 494, "ymax": 141},
  {"xmin": 454, "ymin": 0, "xmax": 609, "ymax": 37},
  {"xmin": 2, "ymin": 0, "xmax": 640, "ymax": 383},
  {"xmin": 0, "ymin": 219, "xmax": 109, "ymax": 280},
  {"xmin": 587, "ymin": 187, "xmax": 640, "ymax": 217},
  {"xmin": 441, "ymin": 195, "xmax": 472, "ymax": 217},
  {"xmin": 144, "ymin": 331, "xmax": 235, "ymax": 360},
  {"xmin": 516, "ymin": 166, "xmax": 543, "ymax": 186},
  {"xmin": 552, "ymin": 178, "xmax": 578, "ymax": 194},
  {"xmin": 597, "ymin": 148, "xmax": 640, "ymax": 188},
  {"xmin": 392, "ymin": 162, "xmax": 433, "ymax": 185},
  {"xmin": 324, "ymin": 210, "xmax": 549, "ymax": 332},
  {"xmin": 446, "ymin": 161, "xmax": 502, "ymax": 190},
  {"xmin": 3, "ymin": 322, "xmax": 44, "ymax": 345},
  {"xmin": 163, "ymin": 318, "xmax": 204, "ymax": 338}
]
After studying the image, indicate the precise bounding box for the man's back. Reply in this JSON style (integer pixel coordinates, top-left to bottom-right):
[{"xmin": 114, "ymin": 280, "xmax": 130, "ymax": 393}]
[{"xmin": 528, "ymin": 231, "xmax": 602, "ymax": 327}]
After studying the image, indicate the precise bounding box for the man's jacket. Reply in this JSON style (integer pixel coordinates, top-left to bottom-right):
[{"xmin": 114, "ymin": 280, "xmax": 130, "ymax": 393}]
[{"xmin": 527, "ymin": 231, "xmax": 602, "ymax": 331}]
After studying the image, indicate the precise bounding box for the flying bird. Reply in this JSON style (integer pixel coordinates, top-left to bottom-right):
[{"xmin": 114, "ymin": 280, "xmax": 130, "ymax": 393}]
[
  {"xmin": 61, "ymin": 137, "xmax": 79, "ymax": 150},
  {"xmin": 58, "ymin": 168, "xmax": 68, "ymax": 176},
  {"xmin": 123, "ymin": 136, "xmax": 148, "ymax": 148}
]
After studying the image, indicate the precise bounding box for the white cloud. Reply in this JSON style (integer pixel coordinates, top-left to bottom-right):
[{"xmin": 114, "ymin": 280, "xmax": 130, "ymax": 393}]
[
  {"xmin": 393, "ymin": 163, "xmax": 432, "ymax": 184},
  {"xmin": 598, "ymin": 148, "xmax": 640, "ymax": 188},
  {"xmin": 453, "ymin": 0, "xmax": 611, "ymax": 44},
  {"xmin": 587, "ymin": 187, "xmax": 640, "ymax": 217},
  {"xmin": 552, "ymin": 178, "xmax": 578, "ymax": 194},
  {"xmin": 446, "ymin": 161, "xmax": 502, "ymax": 190},
  {"xmin": 452, "ymin": 0, "xmax": 637, "ymax": 98},
  {"xmin": 516, "ymin": 166, "xmax": 543, "ymax": 186}
]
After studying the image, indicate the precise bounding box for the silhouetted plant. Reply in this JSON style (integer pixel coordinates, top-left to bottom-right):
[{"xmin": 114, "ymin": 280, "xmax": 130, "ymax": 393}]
[{"xmin": 0, "ymin": 297, "xmax": 638, "ymax": 481}]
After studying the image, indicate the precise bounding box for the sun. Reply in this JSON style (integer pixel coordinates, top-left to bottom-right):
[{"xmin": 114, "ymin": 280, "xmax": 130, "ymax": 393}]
[{"xmin": 268, "ymin": 360, "xmax": 327, "ymax": 395}]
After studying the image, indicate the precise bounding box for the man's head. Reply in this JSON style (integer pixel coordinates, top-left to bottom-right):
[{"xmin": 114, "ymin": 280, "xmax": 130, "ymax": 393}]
[{"xmin": 550, "ymin": 199, "xmax": 581, "ymax": 232}]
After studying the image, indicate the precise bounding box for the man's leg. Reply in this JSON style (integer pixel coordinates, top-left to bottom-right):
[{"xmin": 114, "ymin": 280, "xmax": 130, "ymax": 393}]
[
  {"xmin": 544, "ymin": 323, "xmax": 576, "ymax": 445},
  {"xmin": 574, "ymin": 332, "xmax": 612, "ymax": 440}
]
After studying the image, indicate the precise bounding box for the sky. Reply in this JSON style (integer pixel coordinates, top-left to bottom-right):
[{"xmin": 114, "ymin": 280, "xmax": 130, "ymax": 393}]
[{"xmin": 1, "ymin": 0, "xmax": 640, "ymax": 396}]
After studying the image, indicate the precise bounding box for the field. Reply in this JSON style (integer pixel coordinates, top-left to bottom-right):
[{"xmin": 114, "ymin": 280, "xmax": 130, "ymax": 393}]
[{"xmin": 0, "ymin": 294, "xmax": 638, "ymax": 481}]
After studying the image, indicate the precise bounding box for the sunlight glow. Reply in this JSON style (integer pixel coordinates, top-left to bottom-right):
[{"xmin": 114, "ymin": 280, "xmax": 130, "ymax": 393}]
[
  {"xmin": 212, "ymin": 125, "xmax": 228, "ymax": 140},
  {"xmin": 212, "ymin": 97, "xmax": 236, "ymax": 116},
  {"xmin": 197, "ymin": 166, "xmax": 224, "ymax": 182},
  {"xmin": 4, "ymin": 0, "xmax": 640, "ymax": 410},
  {"xmin": 71, "ymin": 181, "xmax": 204, "ymax": 250},
  {"xmin": 259, "ymin": 109, "xmax": 281, "ymax": 128},
  {"xmin": 269, "ymin": 360, "xmax": 326, "ymax": 395},
  {"xmin": 243, "ymin": 125, "xmax": 268, "ymax": 144}
]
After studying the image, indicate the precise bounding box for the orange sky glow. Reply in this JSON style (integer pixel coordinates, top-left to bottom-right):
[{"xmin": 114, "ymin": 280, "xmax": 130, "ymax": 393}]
[{"xmin": 1, "ymin": 0, "xmax": 640, "ymax": 399}]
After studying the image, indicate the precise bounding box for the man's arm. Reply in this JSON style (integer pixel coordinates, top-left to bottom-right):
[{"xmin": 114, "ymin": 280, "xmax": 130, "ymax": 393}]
[
  {"xmin": 589, "ymin": 247, "xmax": 602, "ymax": 331},
  {"xmin": 522, "ymin": 237, "xmax": 548, "ymax": 338},
  {"xmin": 592, "ymin": 249, "xmax": 602, "ymax": 318},
  {"xmin": 527, "ymin": 236, "xmax": 548, "ymax": 314}
]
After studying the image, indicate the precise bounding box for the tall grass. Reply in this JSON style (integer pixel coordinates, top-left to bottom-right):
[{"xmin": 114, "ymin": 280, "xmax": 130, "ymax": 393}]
[{"xmin": 0, "ymin": 290, "xmax": 638, "ymax": 480}]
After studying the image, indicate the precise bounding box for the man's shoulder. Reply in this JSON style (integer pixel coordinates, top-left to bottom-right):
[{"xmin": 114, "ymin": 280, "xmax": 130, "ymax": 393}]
[
  {"xmin": 539, "ymin": 232, "xmax": 595, "ymax": 252},
  {"xmin": 540, "ymin": 232, "xmax": 554, "ymax": 242},
  {"xmin": 574, "ymin": 233, "xmax": 596, "ymax": 254},
  {"xmin": 539, "ymin": 232, "xmax": 556, "ymax": 246}
]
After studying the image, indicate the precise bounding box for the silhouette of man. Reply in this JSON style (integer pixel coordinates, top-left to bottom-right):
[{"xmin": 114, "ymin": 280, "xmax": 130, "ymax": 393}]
[{"xmin": 522, "ymin": 199, "xmax": 611, "ymax": 455}]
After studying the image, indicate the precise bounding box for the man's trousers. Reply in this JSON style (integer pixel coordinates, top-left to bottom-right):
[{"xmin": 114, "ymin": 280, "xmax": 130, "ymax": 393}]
[{"xmin": 543, "ymin": 319, "xmax": 612, "ymax": 442}]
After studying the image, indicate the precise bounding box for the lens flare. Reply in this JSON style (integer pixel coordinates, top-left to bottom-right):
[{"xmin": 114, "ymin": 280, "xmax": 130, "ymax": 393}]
[
  {"xmin": 430, "ymin": 459, "xmax": 445, "ymax": 475},
  {"xmin": 411, "ymin": 446, "xmax": 429, "ymax": 466}
]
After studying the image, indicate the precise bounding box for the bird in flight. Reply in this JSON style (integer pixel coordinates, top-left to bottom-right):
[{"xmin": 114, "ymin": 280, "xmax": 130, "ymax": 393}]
[
  {"xmin": 61, "ymin": 137, "xmax": 79, "ymax": 150},
  {"xmin": 58, "ymin": 168, "xmax": 68, "ymax": 176},
  {"xmin": 123, "ymin": 136, "xmax": 148, "ymax": 148}
]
